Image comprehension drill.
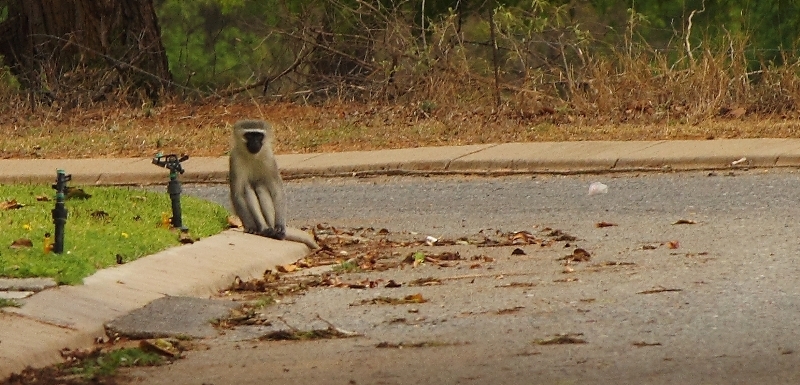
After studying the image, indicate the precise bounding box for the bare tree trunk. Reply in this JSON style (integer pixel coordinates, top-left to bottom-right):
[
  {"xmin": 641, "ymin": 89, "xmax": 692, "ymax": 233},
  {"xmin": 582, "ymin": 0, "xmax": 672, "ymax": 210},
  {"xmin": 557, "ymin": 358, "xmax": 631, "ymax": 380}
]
[{"xmin": 0, "ymin": 0, "xmax": 171, "ymax": 106}]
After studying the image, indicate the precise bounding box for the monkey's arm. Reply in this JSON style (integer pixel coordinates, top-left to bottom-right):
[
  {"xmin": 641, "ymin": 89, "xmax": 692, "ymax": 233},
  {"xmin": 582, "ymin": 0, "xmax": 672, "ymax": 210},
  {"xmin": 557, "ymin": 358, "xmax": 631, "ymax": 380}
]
[
  {"xmin": 230, "ymin": 159, "xmax": 256, "ymax": 233},
  {"xmin": 261, "ymin": 158, "xmax": 287, "ymax": 239}
]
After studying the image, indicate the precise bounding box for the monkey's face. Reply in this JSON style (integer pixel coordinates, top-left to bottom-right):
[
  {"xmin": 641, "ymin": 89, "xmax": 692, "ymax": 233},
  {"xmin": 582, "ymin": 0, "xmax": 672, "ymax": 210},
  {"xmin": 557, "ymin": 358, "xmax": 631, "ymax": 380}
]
[{"xmin": 243, "ymin": 131, "xmax": 265, "ymax": 154}]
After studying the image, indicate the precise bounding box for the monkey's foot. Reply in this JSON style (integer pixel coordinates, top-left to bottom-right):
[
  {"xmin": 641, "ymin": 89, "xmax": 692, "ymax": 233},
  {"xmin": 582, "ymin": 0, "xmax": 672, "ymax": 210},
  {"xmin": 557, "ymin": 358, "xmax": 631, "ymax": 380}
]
[{"xmin": 260, "ymin": 227, "xmax": 286, "ymax": 240}]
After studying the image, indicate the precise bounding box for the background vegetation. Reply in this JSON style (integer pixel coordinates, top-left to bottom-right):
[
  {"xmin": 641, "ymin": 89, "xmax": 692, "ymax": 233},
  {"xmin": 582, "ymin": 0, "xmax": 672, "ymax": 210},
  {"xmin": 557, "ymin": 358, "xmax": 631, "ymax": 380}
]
[
  {"xmin": 150, "ymin": 0, "xmax": 800, "ymax": 111},
  {"xmin": 0, "ymin": 0, "xmax": 799, "ymax": 159}
]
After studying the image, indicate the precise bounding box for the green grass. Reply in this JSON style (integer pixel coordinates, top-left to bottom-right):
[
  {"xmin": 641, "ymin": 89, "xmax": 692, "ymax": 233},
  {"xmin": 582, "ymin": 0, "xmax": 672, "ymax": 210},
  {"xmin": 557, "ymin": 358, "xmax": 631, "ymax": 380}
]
[
  {"xmin": 332, "ymin": 260, "xmax": 361, "ymax": 273},
  {"xmin": 66, "ymin": 347, "xmax": 165, "ymax": 379},
  {"xmin": 0, "ymin": 298, "xmax": 20, "ymax": 308},
  {"xmin": 0, "ymin": 184, "xmax": 229, "ymax": 284},
  {"xmin": 252, "ymin": 295, "xmax": 276, "ymax": 308}
]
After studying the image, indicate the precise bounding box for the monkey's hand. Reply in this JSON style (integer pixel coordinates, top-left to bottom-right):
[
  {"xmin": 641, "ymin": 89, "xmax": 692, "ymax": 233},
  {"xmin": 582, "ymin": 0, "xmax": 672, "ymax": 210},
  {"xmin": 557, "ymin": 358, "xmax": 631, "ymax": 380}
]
[{"xmin": 260, "ymin": 225, "xmax": 286, "ymax": 240}]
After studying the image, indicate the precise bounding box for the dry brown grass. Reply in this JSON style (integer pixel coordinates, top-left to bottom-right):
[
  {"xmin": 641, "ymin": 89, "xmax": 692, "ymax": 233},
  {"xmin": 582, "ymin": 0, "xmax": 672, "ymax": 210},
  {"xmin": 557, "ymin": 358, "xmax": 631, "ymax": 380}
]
[{"xmin": 1, "ymin": 100, "xmax": 799, "ymax": 160}]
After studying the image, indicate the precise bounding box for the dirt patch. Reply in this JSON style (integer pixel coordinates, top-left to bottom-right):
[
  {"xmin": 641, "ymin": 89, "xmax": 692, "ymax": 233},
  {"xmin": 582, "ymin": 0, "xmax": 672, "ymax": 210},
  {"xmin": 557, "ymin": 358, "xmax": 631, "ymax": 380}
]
[{"xmin": 2, "ymin": 101, "xmax": 798, "ymax": 160}]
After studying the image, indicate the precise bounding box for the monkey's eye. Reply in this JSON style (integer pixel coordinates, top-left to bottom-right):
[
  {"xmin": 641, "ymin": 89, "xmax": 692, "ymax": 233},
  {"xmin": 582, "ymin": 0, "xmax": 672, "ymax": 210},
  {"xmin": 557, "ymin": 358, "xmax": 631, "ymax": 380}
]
[{"xmin": 243, "ymin": 132, "xmax": 265, "ymax": 143}]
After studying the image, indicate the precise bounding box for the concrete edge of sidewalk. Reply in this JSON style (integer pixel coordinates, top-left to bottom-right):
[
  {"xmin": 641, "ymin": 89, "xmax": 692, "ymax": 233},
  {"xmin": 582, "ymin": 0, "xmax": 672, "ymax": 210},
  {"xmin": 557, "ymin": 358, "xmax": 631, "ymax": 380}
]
[
  {"xmin": 2, "ymin": 139, "xmax": 800, "ymax": 186},
  {"xmin": 0, "ymin": 230, "xmax": 313, "ymax": 379}
]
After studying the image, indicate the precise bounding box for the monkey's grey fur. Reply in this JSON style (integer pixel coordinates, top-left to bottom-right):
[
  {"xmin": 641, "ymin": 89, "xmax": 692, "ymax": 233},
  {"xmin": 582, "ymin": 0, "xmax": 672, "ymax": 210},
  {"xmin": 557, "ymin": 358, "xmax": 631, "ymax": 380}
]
[{"xmin": 229, "ymin": 119, "xmax": 318, "ymax": 249}]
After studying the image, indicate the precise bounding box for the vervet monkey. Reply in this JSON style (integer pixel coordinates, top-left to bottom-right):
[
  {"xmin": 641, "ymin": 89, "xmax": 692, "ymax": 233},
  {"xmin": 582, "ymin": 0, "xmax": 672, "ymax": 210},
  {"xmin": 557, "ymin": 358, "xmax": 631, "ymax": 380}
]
[{"xmin": 229, "ymin": 119, "xmax": 318, "ymax": 249}]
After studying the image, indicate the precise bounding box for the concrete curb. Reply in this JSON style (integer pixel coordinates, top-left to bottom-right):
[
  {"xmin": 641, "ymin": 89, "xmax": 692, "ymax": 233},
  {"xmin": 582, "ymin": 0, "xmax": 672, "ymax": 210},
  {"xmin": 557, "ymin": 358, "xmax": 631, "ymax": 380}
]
[
  {"xmin": 0, "ymin": 230, "xmax": 311, "ymax": 379},
  {"xmin": 2, "ymin": 139, "xmax": 800, "ymax": 186}
]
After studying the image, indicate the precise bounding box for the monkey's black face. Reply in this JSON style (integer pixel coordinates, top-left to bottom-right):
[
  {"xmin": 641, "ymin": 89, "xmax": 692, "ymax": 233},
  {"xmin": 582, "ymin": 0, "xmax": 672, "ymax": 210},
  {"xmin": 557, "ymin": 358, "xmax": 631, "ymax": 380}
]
[{"xmin": 243, "ymin": 131, "xmax": 265, "ymax": 154}]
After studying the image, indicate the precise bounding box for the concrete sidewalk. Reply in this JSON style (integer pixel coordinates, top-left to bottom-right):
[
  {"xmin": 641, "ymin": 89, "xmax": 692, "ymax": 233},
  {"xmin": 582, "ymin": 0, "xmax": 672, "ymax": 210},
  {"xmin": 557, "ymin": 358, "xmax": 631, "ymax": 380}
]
[
  {"xmin": 1, "ymin": 138, "xmax": 799, "ymax": 185},
  {"xmin": 0, "ymin": 231, "xmax": 311, "ymax": 378},
  {"xmin": 2, "ymin": 138, "xmax": 800, "ymax": 379}
]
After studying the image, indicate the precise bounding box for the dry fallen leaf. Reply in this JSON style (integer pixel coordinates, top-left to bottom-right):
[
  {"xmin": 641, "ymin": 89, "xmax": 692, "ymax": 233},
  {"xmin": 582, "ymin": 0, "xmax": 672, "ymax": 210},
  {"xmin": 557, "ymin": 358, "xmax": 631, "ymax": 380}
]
[
  {"xmin": 376, "ymin": 341, "xmax": 459, "ymax": 349},
  {"xmin": 435, "ymin": 251, "xmax": 462, "ymax": 260},
  {"xmin": 408, "ymin": 277, "xmax": 441, "ymax": 286},
  {"xmin": 667, "ymin": 240, "xmax": 680, "ymax": 249},
  {"xmin": 10, "ymin": 238, "xmax": 33, "ymax": 249},
  {"xmin": 496, "ymin": 306, "xmax": 525, "ymax": 314},
  {"xmin": 553, "ymin": 277, "xmax": 579, "ymax": 283},
  {"xmin": 355, "ymin": 293, "xmax": 427, "ymax": 305},
  {"xmin": 60, "ymin": 346, "xmax": 102, "ymax": 361},
  {"xmin": 404, "ymin": 293, "xmax": 425, "ymax": 303},
  {"xmin": 140, "ymin": 339, "xmax": 181, "ymax": 357},
  {"xmin": 559, "ymin": 248, "xmax": 591, "ymax": 262},
  {"xmin": 227, "ymin": 215, "xmax": 243, "ymax": 228},
  {"xmin": 598, "ymin": 261, "xmax": 635, "ymax": 266},
  {"xmin": 632, "ymin": 341, "xmax": 662, "ymax": 347},
  {"xmin": 547, "ymin": 229, "xmax": 578, "ymax": 242},
  {"xmin": 533, "ymin": 333, "xmax": 587, "ymax": 345},
  {"xmin": 35, "ymin": 195, "xmax": 50, "ymax": 202},
  {"xmin": 510, "ymin": 231, "xmax": 539, "ymax": 245},
  {"xmin": 672, "ymin": 219, "xmax": 696, "ymax": 225},
  {"xmin": 637, "ymin": 286, "xmax": 682, "ymax": 294},
  {"xmin": 496, "ymin": 282, "xmax": 537, "ymax": 288},
  {"xmin": 470, "ymin": 255, "xmax": 494, "ymax": 263},
  {"xmin": 260, "ymin": 327, "xmax": 359, "ymax": 341},
  {"xmin": 1, "ymin": 199, "xmax": 24, "ymax": 210},
  {"xmin": 595, "ymin": 221, "xmax": 617, "ymax": 228},
  {"xmin": 178, "ymin": 231, "xmax": 195, "ymax": 244},
  {"xmin": 65, "ymin": 187, "xmax": 91, "ymax": 200},
  {"xmin": 276, "ymin": 264, "xmax": 298, "ymax": 273},
  {"xmin": 91, "ymin": 210, "xmax": 109, "ymax": 220}
]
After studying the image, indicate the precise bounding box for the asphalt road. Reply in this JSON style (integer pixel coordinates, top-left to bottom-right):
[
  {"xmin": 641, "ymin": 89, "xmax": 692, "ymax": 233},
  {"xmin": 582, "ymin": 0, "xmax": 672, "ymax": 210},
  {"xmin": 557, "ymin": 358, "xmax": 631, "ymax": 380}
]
[
  {"xmin": 126, "ymin": 170, "xmax": 800, "ymax": 384},
  {"xmin": 183, "ymin": 169, "xmax": 799, "ymax": 237}
]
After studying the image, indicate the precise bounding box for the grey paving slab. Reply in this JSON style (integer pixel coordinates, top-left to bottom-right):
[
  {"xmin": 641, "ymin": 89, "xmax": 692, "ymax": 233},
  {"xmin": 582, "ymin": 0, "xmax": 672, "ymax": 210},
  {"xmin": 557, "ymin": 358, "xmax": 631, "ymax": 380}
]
[
  {"xmin": 0, "ymin": 278, "xmax": 57, "ymax": 292},
  {"xmin": 0, "ymin": 153, "xmax": 322, "ymax": 185},
  {"xmin": 618, "ymin": 138, "xmax": 800, "ymax": 170},
  {"xmin": 277, "ymin": 153, "xmax": 324, "ymax": 168},
  {"xmin": 4, "ymin": 281, "xmax": 162, "ymax": 330},
  {"xmin": 0, "ymin": 291, "xmax": 34, "ymax": 300},
  {"xmin": 283, "ymin": 144, "xmax": 496, "ymax": 176},
  {"xmin": 105, "ymin": 296, "xmax": 240, "ymax": 339},
  {"xmin": 157, "ymin": 155, "xmax": 319, "ymax": 184},
  {"xmin": 0, "ymin": 157, "xmax": 225, "ymax": 185},
  {"xmin": 448, "ymin": 141, "xmax": 662, "ymax": 173},
  {"xmin": 0, "ymin": 158, "xmax": 156, "ymax": 185},
  {"xmin": 171, "ymin": 156, "xmax": 227, "ymax": 184}
]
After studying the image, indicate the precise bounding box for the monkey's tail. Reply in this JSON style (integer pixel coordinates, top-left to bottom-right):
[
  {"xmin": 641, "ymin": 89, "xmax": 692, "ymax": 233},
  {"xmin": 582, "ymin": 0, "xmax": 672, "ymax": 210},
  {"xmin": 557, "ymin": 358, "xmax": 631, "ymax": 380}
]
[{"xmin": 284, "ymin": 227, "xmax": 320, "ymax": 250}]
